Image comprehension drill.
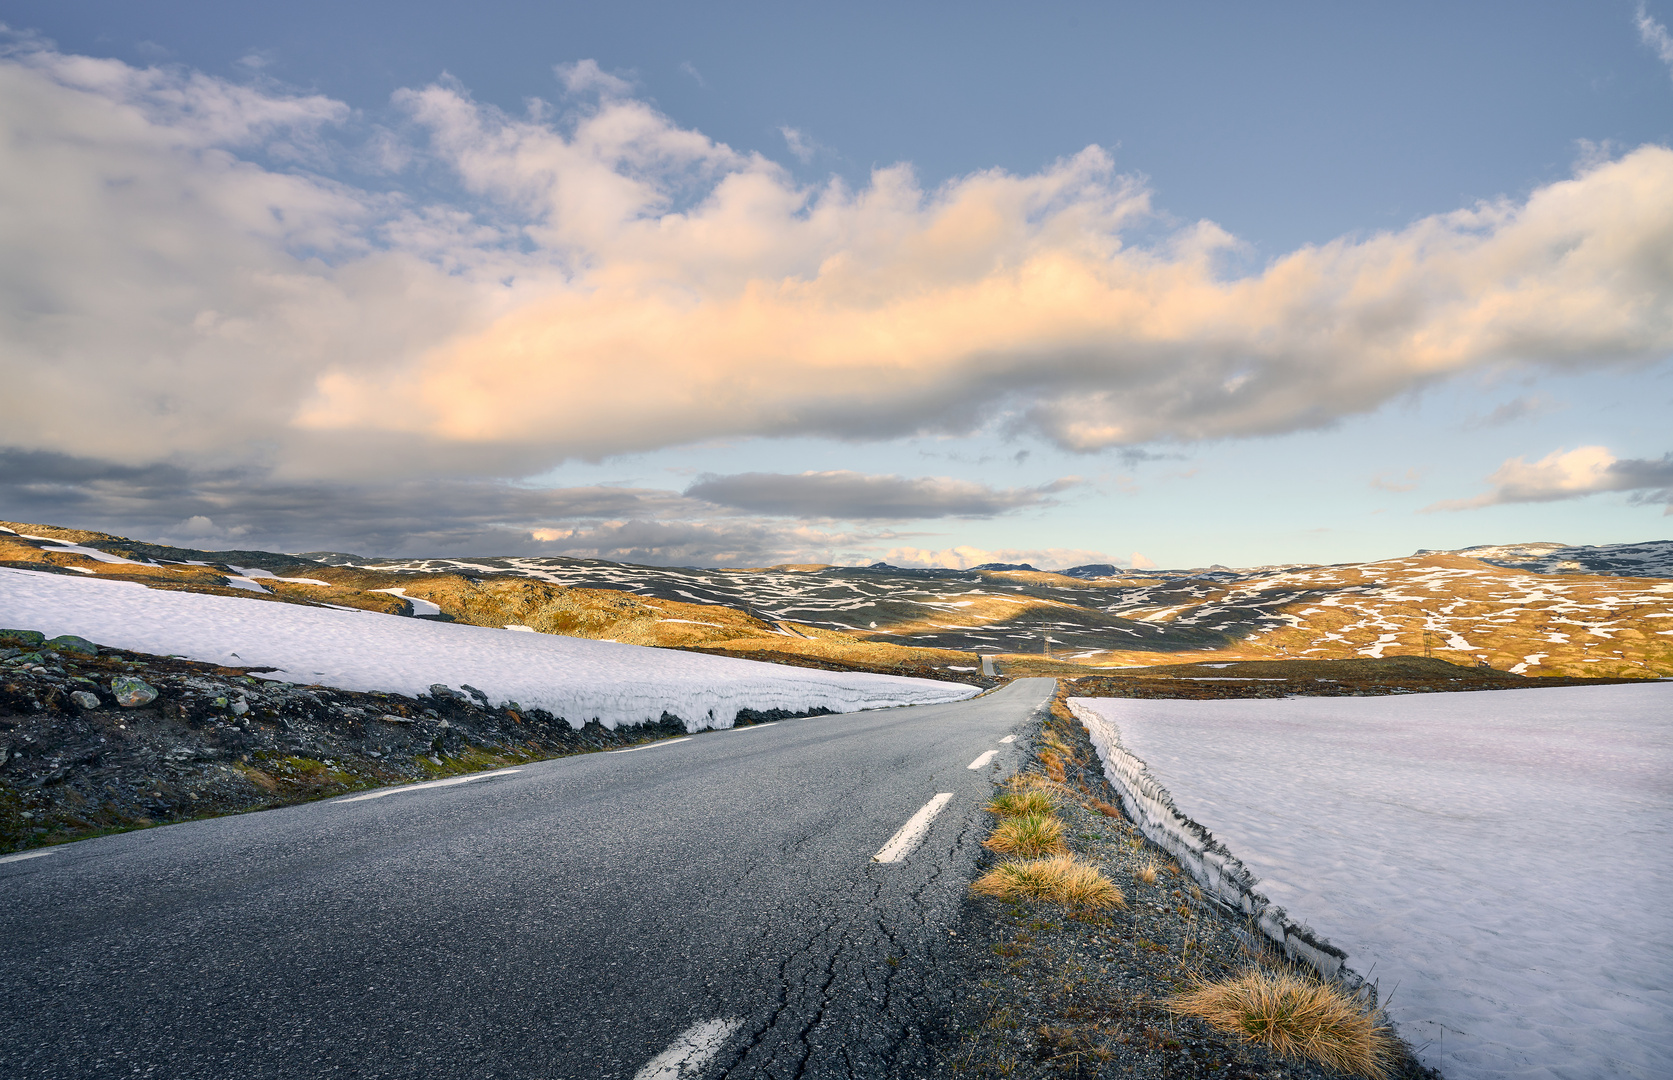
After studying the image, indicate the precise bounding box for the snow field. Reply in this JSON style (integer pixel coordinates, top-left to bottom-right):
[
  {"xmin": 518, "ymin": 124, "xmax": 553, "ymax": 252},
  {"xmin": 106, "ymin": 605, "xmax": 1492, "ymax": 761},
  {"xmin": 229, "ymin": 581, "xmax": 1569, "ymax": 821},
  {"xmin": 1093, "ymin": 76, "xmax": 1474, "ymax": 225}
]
[
  {"xmin": 0, "ymin": 568, "xmax": 979, "ymax": 730},
  {"xmin": 1071, "ymin": 688, "xmax": 1673, "ymax": 1080}
]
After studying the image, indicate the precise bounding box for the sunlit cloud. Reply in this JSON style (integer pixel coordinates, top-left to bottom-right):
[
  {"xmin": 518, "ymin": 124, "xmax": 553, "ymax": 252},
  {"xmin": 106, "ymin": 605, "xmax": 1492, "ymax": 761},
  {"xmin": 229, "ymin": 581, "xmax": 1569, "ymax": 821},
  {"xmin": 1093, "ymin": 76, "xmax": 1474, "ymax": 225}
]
[
  {"xmin": 1426, "ymin": 446, "xmax": 1673, "ymax": 511},
  {"xmin": 881, "ymin": 545, "xmax": 1125, "ymax": 571},
  {"xmin": 3, "ymin": 37, "xmax": 1673, "ymax": 493}
]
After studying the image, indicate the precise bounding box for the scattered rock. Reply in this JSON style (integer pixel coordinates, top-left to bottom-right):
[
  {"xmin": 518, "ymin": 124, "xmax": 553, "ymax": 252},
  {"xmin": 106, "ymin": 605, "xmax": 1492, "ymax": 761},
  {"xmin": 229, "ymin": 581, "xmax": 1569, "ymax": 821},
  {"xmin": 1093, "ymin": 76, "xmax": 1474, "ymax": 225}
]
[
  {"xmin": 70, "ymin": 691, "xmax": 100, "ymax": 710},
  {"xmin": 111, "ymin": 675, "xmax": 159, "ymax": 708},
  {"xmin": 46, "ymin": 635, "xmax": 99, "ymax": 656},
  {"xmin": 0, "ymin": 630, "xmax": 45, "ymax": 646}
]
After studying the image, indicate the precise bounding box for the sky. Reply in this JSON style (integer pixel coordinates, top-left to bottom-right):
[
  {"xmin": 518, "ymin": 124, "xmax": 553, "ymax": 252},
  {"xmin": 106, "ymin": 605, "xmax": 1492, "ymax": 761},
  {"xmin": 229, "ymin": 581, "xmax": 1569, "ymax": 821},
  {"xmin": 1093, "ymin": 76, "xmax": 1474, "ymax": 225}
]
[{"xmin": 1, "ymin": 1, "xmax": 1671, "ymax": 570}]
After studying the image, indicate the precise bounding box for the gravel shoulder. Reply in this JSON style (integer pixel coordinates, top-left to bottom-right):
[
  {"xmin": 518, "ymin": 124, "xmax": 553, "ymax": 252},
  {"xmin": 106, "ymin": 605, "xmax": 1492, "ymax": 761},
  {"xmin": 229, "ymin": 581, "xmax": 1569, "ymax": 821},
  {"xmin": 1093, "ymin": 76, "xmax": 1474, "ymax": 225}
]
[{"xmin": 932, "ymin": 686, "xmax": 1441, "ymax": 1080}]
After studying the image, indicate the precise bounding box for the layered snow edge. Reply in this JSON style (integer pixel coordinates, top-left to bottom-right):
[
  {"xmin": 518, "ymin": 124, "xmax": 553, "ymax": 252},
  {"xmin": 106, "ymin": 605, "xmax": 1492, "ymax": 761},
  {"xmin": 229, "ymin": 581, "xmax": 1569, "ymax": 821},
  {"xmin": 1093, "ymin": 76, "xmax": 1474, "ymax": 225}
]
[
  {"xmin": 0, "ymin": 569, "xmax": 980, "ymax": 731},
  {"xmin": 1066, "ymin": 698, "xmax": 1368, "ymax": 997}
]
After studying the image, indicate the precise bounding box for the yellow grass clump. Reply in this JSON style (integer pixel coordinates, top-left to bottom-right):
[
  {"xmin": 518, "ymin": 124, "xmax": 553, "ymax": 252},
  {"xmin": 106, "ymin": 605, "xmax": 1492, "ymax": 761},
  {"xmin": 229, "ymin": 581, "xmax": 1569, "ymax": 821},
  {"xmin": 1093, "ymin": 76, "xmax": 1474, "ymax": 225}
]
[
  {"xmin": 982, "ymin": 813, "xmax": 1067, "ymax": 858},
  {"xmin": 971, "ymin": 855, "xmax": 1126, "ymax": 910},
  {"xmin": 1135, "ymin": 859, "xmax": 1159, "ymax": 885},
  {"xmin": 984, "ymin": 786, "xmax": 1056, "ymax": 817},
  {"xmin": 1168, "ymin": 971, "xmax": 1398, "ymax": 1079}
]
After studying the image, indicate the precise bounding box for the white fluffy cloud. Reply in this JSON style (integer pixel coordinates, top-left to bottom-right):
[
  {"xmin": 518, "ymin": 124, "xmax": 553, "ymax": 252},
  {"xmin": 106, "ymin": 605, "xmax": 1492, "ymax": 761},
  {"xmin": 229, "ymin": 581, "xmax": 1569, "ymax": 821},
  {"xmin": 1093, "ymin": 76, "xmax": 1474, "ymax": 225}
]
[
  {"xmin": 1428, "ymin": 446, "xmax": 1673, "ymax": 511},
  {"xmin": 3, "ymin": 39, "xmax": 1673, "ymax": 483}
]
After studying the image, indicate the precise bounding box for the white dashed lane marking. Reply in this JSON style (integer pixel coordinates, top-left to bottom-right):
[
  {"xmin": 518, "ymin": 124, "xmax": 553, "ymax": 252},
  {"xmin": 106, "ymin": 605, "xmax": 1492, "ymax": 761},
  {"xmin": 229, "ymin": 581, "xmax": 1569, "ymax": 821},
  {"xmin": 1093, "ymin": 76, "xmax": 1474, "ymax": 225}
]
[
  {"xmin": 999, "ymin": 734, "xmax": 1017, "ymax": 743},
  {"xmin": 338, "ymin": 768, "xmax": 523, "ymax": 802},
  {"xmin": 0, "ymin": 848, "xmax": 59, "ymax": 865},
  {"xmin": 607, "ymin": 737, "xmax": 694, "ymax": 754},
  {"xmin": 967, "ymin": 750, "xmax": 998, "ymax": 770},
  {"xmin": 873, "ymin": 793, "xmax": 954, "ymax": 863},
  {"xmin": 634, "ymin": 1017, "xmax": 744, "ymax": 1080}
]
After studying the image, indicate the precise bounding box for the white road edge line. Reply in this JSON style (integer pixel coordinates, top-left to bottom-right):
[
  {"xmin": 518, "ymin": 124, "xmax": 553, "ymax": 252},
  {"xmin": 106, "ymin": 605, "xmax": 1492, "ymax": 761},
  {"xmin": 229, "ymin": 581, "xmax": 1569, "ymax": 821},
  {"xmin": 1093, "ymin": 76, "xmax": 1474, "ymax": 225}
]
[
  {"xmin": 338, "ymin": 768, "xmax": 523, "ymax": 803},
  {"xmin": 967, "ymin": 750, "xmax": 998, "ymax": 770},
  {"xmin": 608, "ymin": 736, "xmax": 694, "ymax": 754},
  {"xmin": 873, "ymin": 793, "xmax": 955, "ymax": 863},
  {"xmin": 633, "ymin": 1016, "xmax": 744, "ymax": 1080},
  {"xmin": 0, "ymin": 848, "xmax": 59, "ymax": 865},
  {"xmin": 733, "ymin": 722, "xmax": 778, "ymax": 731},
  {"xmin": 999, "ymin": 734, "xmax": 1017, "ymax": 744}
]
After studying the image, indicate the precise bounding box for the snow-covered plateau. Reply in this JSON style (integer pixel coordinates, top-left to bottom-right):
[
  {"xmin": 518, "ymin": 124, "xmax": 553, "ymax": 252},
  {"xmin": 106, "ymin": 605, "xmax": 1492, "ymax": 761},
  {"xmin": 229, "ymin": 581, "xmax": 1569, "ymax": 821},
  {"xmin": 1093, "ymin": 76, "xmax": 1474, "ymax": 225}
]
[
  {"xmin": 1072, "ymin": 687, "xmax": 1672, "ymax": 1080},
  {"xmin": 0, "ymin": 568, "xmax": 979, "ymax": 729}
]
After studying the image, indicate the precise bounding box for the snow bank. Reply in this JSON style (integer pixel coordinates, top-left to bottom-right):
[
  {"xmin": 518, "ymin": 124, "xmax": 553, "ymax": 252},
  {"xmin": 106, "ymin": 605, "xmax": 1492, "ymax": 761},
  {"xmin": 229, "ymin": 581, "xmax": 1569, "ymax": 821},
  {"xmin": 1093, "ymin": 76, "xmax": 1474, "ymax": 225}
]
[
  {"xmin": 0, "ymin": 569, "xmax": 978, "ymax": 730},
  {"xmin": 1066, "ymin": 698, "xmax": 1357, "ymax": 988},
  {"xmin": 1071, "ymin": 688, "xmax": 1673, "ymax": 1080}
]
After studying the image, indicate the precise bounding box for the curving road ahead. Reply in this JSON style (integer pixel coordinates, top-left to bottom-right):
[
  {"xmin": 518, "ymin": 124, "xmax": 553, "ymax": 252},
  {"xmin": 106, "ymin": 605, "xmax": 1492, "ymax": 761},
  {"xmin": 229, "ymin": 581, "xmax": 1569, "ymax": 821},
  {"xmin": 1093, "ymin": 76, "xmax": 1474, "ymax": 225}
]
[{"xmin": 0, "ymin": 677, "xmax": 1055, "ymax": 1080}]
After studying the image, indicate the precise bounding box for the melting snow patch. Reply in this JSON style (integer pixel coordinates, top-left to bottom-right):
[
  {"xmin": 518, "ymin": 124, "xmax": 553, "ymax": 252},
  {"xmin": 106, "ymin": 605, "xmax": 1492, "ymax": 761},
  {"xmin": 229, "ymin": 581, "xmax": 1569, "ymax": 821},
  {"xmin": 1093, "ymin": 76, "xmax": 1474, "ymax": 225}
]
[
  {"xmin": 0, "ymin": 568, "xmax": 976, "ymax": 731},
  {"xmin": 1071, "ymin": 688, "xmax": 1673, "ymax": 1080},
  {"xmin": 370, "ymin": 587, "xmax": 442, "ymax": 616}
]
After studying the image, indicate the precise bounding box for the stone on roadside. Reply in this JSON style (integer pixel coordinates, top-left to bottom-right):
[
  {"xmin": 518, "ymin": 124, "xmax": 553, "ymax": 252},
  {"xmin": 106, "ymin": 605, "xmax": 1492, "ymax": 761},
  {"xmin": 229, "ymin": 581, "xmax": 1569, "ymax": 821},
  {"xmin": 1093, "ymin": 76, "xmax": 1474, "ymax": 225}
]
[
  {"xmin": 71, "ymin": 690, "xmax": 101, "ymax": 710},
  {"xmin": 46, "ymin": 634, "xmax": 99, "ymax": 656},
  {"xmin": 111, "ymin": 675, "xmax": 159, "ymax": 708}
]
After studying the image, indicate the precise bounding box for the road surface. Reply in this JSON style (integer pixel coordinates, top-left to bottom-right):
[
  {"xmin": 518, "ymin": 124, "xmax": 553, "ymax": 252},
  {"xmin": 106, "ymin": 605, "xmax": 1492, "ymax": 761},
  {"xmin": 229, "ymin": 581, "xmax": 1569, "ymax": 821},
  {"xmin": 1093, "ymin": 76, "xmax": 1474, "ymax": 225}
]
[{"xmin": 1, "ymin": 677, "xmax": 1055, "ymax": 1079}]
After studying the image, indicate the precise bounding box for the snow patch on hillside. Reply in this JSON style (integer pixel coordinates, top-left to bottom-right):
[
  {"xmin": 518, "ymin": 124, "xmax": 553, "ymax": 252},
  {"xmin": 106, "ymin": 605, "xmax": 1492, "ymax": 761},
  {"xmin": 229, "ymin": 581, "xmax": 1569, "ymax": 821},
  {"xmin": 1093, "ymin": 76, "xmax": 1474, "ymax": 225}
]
[{"xmin": 0, "ymin": 568, "xmax": 978, "ymax": 730}]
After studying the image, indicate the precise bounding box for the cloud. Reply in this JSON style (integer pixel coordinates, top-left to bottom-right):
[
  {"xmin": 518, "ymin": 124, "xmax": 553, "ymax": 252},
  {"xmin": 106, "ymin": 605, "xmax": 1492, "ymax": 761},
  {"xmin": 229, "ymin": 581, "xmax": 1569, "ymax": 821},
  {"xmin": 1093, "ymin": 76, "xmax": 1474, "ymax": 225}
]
[
  {"xmin": 0, "ymin": 448, "xmax": 1014, "ymax": 565},
  {"xmin": 881, "ymin": 545, "xmax": 1125, "ymax": 571},
  {"xmin": 1638, "ymin": 3, "xmax": 1673, "ymax": 80},
  {"xmin": 683, "ymin": 470, "xmax": 1077, "ymax": 519},
  {"xmin": 555, "ymin": 59, "xmax": 633, "ymax": 98},
  {"xmin": 4, "ymin": 39, "xmax": 1673, "ymax": 488},
  {"xmin": 779, "ymin": 125, "xmax": 819, "ymax": 164},
  {"xmin": 1370, "ymin": 468, "xmax": 1421, "ymax": 493},
  {"xmin": 1425, "ymin": 446, "xmax": 1673, "ymax": 511},
  {"xmin": 677, "ymin": 61, "xmax": 705, "ymax": 88},
  {"xmin": 1470, "ymin": 394, "xmax": 1554, "ymax": 428}
]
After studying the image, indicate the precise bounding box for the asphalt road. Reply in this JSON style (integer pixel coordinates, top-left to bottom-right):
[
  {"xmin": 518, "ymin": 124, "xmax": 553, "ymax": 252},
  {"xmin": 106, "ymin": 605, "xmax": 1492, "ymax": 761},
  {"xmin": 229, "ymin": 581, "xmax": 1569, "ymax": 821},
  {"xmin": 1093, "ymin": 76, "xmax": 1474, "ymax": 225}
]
[{"xmin": 0, "ymin": 677, "xmax": 1055, "ymax": 1080}]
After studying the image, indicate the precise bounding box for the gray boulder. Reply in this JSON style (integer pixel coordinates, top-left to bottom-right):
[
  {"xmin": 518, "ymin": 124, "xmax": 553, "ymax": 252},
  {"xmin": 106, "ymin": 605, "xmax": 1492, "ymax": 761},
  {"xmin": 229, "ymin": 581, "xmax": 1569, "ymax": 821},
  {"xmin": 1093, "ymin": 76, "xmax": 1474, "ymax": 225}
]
[{"xmin": 111, "ymin": 676, "xmax": 159, "ymax": 708}]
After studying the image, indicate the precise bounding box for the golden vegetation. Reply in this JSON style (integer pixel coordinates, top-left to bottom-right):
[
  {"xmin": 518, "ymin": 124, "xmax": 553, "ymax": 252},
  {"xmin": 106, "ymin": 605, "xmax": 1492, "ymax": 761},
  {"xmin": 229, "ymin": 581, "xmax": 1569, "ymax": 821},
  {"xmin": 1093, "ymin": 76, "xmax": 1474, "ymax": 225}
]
[
  {"xmin": 971, "ymin": 855, "xmax": 1126, "ymax": 910},
  {"xmin": 984, "ymin": 786, "xmax": 1056, "ymax": 818},
  {"xmin": 10, "ymin": 518, "xmax": 1667, "ymax": 680},
  {"xmin": 1168, "ymin": 971, "xmax": 1399, "ymax": 1079},
  {"xmin": 982, "ymin": 813, "xmax": 1068, "ymax": 858}
]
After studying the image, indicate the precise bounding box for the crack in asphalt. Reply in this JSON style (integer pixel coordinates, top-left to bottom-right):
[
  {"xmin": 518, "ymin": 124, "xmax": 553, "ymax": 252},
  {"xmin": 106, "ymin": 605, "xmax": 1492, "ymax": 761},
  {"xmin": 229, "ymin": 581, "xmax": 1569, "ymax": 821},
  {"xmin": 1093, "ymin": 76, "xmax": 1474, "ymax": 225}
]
[{"xmin": 717, "ymin": 706, "xmax": 1046, "ymax": 1078}]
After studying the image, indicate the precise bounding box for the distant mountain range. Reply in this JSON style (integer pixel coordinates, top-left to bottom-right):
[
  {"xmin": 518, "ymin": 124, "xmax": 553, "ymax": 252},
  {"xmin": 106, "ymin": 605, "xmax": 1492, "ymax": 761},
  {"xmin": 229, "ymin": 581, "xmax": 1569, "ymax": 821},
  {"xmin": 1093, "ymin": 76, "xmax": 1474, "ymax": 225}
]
[{"xmin": 4, "ymin": 522, "xmax": 1669, "ymax": 680}]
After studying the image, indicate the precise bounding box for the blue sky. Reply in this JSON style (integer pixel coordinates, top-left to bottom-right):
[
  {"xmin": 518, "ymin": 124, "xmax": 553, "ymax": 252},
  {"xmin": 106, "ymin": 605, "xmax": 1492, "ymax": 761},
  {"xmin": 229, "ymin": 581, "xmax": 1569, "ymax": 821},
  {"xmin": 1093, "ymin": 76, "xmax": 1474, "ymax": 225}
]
[{"xmin": 1, "ymin": 2, "xmax": 1670, "ymax": 567}]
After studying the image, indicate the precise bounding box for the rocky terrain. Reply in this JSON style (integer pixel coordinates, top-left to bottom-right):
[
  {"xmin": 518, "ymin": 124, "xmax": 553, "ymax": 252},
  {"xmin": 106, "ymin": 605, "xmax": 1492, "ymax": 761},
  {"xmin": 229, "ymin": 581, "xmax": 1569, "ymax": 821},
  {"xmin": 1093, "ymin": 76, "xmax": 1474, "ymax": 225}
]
[{"xmin": 0, "ymin": 626, "xmax": 821, "ymax": 854}]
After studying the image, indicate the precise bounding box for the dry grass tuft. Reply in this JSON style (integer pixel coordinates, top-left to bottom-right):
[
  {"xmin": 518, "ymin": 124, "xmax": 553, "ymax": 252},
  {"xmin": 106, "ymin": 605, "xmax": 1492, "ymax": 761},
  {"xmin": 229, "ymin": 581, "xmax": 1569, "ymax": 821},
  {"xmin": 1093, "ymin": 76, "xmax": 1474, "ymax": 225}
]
[
  {"xmin": 1088, "ymin": 798, "xmax": 1123, "ymax": 818},
  {"xmin": 1168, "ymin": 970, "xmax": 1398, "ymax": 1079},
  {"xmin": 971, "ymin": 856, "xmax": 1126, "ymax": 910},
  {"xmin": 1135, "ymin": 859, "xmax": 1159, "ymax": 885},
  {"xmin": 982, "ymin": 813, "xmax": 1068, "ymax": 858},
  {"xmin": 985, "ymin": 787, "xmax": 1056, "ymax": 817},
  {"xmin": 1038, "ymin": 748, "xmax": 1068, "ymax": 783}
]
